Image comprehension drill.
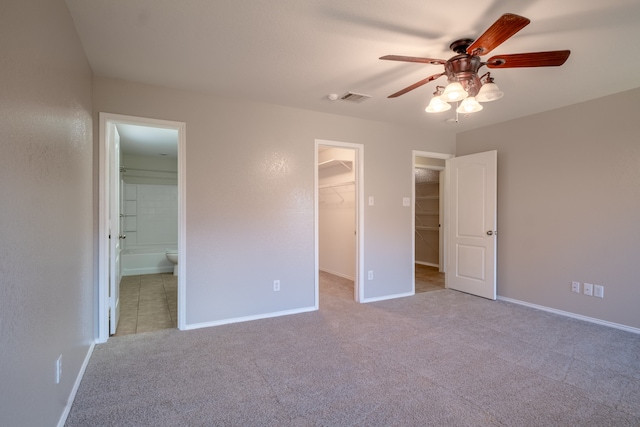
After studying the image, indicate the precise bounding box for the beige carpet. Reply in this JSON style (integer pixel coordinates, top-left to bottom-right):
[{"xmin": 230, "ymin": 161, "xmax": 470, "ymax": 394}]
[{"xmin": 66, "ymin": 272, "xmax": 640, "ymax": 426}]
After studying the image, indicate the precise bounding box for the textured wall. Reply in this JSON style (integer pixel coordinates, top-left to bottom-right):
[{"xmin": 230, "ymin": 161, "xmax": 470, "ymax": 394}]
[
  {"xmin": 457, "ymin": 88, "xmax": 640, "ymax": 329},
  {"xmin": 0, "ymin": 1, "xmax": 94, "ymax": 426},
  {"xmin": 93, "ymin": 76, "xmax": 455, "ymax": 325}
]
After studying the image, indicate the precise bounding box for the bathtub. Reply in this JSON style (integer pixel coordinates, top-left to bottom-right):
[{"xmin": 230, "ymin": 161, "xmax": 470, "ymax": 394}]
[{"xmin": 121, "ymin": 245, "xmax": 176, "ymax": 276}]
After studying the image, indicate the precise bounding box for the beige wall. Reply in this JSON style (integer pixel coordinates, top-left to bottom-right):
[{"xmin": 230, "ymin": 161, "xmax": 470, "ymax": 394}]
[
  {"xmin": 93, "ymin": 76, "xmax": 455, "ymax": 324},
  {"xmin": 457, "ymin": 88, "xmax": 640, "ymax": 329},
  {"xmin": 0, "ymin": 0, "xmax": 95, "ymax": 425}
]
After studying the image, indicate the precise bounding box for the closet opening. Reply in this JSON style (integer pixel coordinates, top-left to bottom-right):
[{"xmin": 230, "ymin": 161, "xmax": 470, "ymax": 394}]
[
  {"xmin": 413, "ymin": 152, "xmax": 453, "ymax": 294},
  {"xmin": 315, "ymin": 140, "xmax": 363, "ymax": 304}
]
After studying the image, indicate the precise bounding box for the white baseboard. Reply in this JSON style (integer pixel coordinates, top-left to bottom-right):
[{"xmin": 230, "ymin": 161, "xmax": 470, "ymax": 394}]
[
  {"xmin": 57, "ymin": 341, "xmax": 96, "ymax": 427},
  {"xmin": 122, "ymin": 266, "xmax": 173, "ymax": 276},
  {"xmin": 362, "ymin": 291, "xmax": 414, "ymax": 303},
  {"xmin": 319, "ymin": 268, "xmax": 354, "ymax": 281},
  {"xmin": 415, "ymin": 261, "xmax": 439, "ymax": 268},
  {"xmin": 498, "ymin": 296, "xmax": 640, "ymax": 335},
  {"xmin": 183, "ymin": 305, "xmax": 318, "ymax": 331}
]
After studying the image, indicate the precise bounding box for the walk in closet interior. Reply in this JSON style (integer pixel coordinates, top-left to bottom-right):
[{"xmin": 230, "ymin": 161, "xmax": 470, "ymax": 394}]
[
  {"xmin": 415, "ymin": 156, "xmax": 445, "ymax": 270},
  {"xmin": 318, "ymin": 146, "xmax": 356, "ymax": 281}
]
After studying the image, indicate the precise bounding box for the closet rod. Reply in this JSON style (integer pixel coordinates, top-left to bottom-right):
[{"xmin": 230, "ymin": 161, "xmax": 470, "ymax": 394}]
[{"xmin": 318, "ymin": 180, "xmax": 355, "ymax": 190}]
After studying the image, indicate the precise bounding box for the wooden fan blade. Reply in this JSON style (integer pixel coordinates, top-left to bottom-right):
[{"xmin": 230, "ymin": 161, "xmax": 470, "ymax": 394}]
[
  {"xmin": 486, "ymin": 50, "xmax": 570, "ymax": 68},
  {"xmin": 388, "ymin": 73, "xmax": 445, "ymax": 98},
  {"xmin": 380, "ymin": 55, "xmax": 446, "ymax": 65},
  {"xmin": 466, "ymin": 13, "xmax": 530, "ymax": 56}
]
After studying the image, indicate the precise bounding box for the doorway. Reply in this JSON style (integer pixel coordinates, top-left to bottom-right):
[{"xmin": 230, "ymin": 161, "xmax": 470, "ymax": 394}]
[
  {"xmin": 98, "ymin": 113, "xmax": 186, "ymax": 343},
  {"xmin": 315, "ymin": 140, "xmax": 364, "ymax": 304},
  {"xmin": 412, "ymin": 151, "xmax": 453, "ymax": 293}
]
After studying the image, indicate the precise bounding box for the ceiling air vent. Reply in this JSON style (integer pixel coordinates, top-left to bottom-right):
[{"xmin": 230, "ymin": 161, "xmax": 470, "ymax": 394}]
[{"xmin": 340, "ymin": 92, "xmax": 372, "ymax": 103}]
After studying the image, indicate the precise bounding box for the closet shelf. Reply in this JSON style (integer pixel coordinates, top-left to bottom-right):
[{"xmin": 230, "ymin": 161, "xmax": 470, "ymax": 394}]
[
  {"xmin": 416, "ymin": 196, "xmax": 439, "ymax": 200},
  {"xmin": 318, "ymin": 159, "xmax": 352, "ymax": 170},
  {"xmin": 415, "ymin": 211, "xmax": 439, "ymax": 216},
  {"xmin": 416, "ymin": 226, "xmax": 439, "ymax": 231}
]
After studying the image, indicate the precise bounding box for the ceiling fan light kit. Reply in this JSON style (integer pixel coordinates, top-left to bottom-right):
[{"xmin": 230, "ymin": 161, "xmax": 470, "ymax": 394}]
[
  {"xmin": 380, "ymin": 13, "xmax": 570, "ymax": 117},
  {"xmin": 475, "ymin": 78, "xmax": 504, "ymax": 102},
  {"xmin": 442, "ymin": 81, "xmax": 468, "ymax": 102},
  {"xmin": 425, "ymin": 89, "xmax": 452, "ymax": 113},
  {"xmin": 457, "ymin": 96, "xmax": 483, "ymax": 113},
  {"xmin": 428, "ymin": 73, "xmax": 500, "ymax": 114}
]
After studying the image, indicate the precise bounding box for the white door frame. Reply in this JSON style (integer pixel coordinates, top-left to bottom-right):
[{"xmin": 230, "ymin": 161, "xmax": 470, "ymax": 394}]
[
  {"xmin": 315, "ymin": 139, "xmax": 364, "ymax": 303},
  {"xmin": 412, "ymin": 151, "xmax": 454, "ymax": 292},
  {"xmin": 98, "ymin": 113, "xmax": 187, "ymax": 343}
]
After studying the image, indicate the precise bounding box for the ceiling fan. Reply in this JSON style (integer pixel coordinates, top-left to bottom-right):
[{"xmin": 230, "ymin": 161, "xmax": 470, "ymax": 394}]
[{"xmin": 380, "ymin": 13, "xmax": 570, "ymax": 113}]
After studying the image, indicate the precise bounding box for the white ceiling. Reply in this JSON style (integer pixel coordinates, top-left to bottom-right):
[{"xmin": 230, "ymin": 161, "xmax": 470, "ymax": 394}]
[{"xmin": 66, "ymin": 0, "xmax": 640, "ymax": 135}]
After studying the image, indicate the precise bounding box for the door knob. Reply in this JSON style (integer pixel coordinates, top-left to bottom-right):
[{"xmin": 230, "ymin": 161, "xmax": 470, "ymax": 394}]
[
  {"xmin": 119, "ymin": 234, "xmax": 126, "ymax": 239},
  {"xmin": 486, "ymin": 230, "xmax": 493, "ymax": 236}
]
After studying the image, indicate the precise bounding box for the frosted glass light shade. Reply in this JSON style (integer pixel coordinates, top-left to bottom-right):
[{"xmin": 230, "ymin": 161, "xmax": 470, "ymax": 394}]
[
  {"xmin": 456, "ymin": 97, "xmax": 483, "ymax": 113},
  {"xmin": 442, "ymin": 82, "xmax": 468, "ymax": 102},
  {"xmin": 476, "ymin": 82, "xmax": 504, "ymax": 102},
  {"xmin": 425, "ymin": 96, "xmax": 452, "ymax": 113}
]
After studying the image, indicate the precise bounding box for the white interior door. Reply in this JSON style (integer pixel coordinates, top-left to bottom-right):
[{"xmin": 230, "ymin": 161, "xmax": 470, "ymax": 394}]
[
  {"xmin": 438, "ymin": 170, "xmax": 445, "ymax": 272},
  {"xmin": 446, "ymin": 150, "xmax": 497, "ymax": 300},
  {"xmin": 109, "ymin": 126, "xmax": 121, "ymax": 334}
]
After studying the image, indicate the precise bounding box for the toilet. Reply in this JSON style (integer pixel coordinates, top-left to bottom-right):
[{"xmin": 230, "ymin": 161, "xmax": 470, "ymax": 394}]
[{"xmin": 165, "ymin": 249, "xmax": 178, "ymax": 276}]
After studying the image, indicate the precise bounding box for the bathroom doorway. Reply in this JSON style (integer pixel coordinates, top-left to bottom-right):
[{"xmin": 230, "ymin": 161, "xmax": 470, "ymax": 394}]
[
  {"xmin": 412, "ymin": 151, "xmax": 453, "ymax": 293},
  {"xmin": 315, "ymin": 139, "xmax": 364, "ymax": 304},
  {"xmin": 98, "ymin": 113, "xmax": 186, "ymax": 343}
]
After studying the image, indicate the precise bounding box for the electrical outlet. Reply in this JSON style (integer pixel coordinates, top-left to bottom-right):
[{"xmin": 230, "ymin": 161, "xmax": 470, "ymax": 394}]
[
  {"xmin": 594, "ymin": 284, "xmax": 604, "ymax": 298},
  {"xmin": 55, "ymin": 355, "xmax": 62, "ymax": 384},
  {"xmin": 273, "ymin": 280, "xmax": 280, "ymax": 291},
  {"xmin": 571, "ymin": 281, "xmax": 580, "ymax": 293},
  {"xmin": 402, "ymin": 197, "xmax": 410, "ymax": 207},
  {"xmin": 583, "ymin": 282, "xmax": 593, "ymax": 296},
  {"xmin": 367, "ymin": 270, "xmax": 373, "ymax": 280},
  {"xmin": 368, "ymin": 196, "xmax": 374, "ymax": 206}
]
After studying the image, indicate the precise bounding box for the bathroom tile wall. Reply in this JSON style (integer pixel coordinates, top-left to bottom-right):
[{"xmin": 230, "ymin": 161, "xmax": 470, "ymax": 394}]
[{"xmin": 123, "ymin": 183, "xmax": 178, "ymax": 247}]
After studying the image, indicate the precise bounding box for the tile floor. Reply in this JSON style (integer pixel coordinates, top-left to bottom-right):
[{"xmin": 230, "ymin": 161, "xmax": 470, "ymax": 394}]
[
  {"xmin": 415, "ymin": 264, "xmax": 445, "ymax": 293},
  {"xmin": 114, "ymin": 266, "xmax": 443, "ymax": 336},
  {"xmin": 114, "ymin": 273, "xmax": 177, "ymax": 336}
]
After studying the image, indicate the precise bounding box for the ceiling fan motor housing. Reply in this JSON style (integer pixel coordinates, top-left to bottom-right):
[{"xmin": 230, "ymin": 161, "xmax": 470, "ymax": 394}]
[{"xmin": 445, "ymin": 54, "xmax": 483, "ymax": 97}]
